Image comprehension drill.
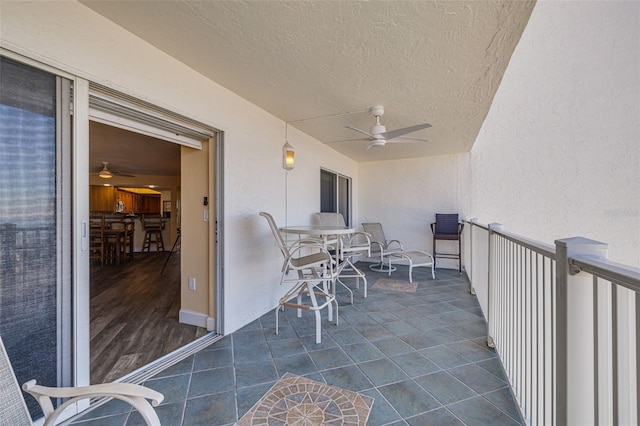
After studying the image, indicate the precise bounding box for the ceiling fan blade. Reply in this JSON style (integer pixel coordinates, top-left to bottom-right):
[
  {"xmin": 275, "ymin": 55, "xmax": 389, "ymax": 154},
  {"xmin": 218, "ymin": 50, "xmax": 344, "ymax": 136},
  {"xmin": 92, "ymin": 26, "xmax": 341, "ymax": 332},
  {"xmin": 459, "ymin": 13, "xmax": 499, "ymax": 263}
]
[
  {"xmin": 345, "ymin": 125, "xmax": 375, "ymax": 138},
  {"xmin": 386, "ymin": 136, "xmax": 430, "ymax": 144},
  {"xmin": 380, "ymin": 122, "xmax": 432, "ymax": 140},
  {"xmin": 326, "ymin": 137, "xmax": 369, "ymax": 144},
  {"xmin": 115, "ymin": 172, "xmax": 136, "ymax": 177}
]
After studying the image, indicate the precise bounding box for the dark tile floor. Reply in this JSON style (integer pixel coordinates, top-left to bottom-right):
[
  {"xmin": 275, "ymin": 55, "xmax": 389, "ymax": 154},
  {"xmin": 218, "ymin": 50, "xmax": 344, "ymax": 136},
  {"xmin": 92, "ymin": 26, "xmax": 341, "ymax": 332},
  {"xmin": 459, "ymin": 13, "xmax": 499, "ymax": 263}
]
[{"xmin": 69, "ymin": 265, "xmax": 523, "ymax": 425}]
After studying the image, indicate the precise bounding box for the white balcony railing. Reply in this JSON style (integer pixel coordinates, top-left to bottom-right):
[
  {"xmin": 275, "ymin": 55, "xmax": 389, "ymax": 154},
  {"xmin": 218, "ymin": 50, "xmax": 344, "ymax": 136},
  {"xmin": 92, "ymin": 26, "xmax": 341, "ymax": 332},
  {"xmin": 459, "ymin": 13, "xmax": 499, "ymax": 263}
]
[{"xmin": 462, "ymin": 220, "xmax": 640, "ymax": 425}]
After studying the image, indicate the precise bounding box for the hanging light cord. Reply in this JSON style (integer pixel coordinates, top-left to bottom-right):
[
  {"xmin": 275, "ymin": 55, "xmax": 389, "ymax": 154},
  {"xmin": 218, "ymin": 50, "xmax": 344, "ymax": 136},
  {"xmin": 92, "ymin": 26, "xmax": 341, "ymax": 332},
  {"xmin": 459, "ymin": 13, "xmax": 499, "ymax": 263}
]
[{"xmin": 284, "ymin": 122, "xmax": 289, "ymax": 226}]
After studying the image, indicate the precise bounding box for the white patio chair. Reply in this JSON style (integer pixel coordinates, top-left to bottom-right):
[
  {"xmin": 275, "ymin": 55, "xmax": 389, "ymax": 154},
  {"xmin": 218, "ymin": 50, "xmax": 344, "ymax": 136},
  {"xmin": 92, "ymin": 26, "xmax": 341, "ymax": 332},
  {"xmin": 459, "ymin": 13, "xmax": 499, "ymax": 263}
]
[
  {"xmin": 362, "ymin": 222, "xmax": 404, "ymax": 273},
  {"xmin": 0, "ymin": 337, "xmax": 163, "ymax": 426},
  {"xmin": 260, "ymin": 212, "xmax": 339, "ymax": 344},
  {"xmin": 314, "ymin": 213, "xmax": 371, "ymax": 300}
]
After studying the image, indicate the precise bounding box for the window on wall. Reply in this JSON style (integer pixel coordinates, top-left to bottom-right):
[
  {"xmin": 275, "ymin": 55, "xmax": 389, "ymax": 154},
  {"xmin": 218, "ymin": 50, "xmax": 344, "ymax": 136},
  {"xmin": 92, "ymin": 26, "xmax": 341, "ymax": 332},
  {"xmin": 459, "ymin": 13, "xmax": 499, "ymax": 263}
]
[{"xmin": 320, "ymin": 169, "xmax": 352, "ymax": 225}]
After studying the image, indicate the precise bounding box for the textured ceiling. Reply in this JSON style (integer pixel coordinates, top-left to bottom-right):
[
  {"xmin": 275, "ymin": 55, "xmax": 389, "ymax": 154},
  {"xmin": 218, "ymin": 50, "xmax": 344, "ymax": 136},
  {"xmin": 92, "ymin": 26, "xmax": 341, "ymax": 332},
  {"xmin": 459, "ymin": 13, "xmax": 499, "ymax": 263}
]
[{"xmin": 82, "ymin": 0, "xmax": 535, "ymax": 162}]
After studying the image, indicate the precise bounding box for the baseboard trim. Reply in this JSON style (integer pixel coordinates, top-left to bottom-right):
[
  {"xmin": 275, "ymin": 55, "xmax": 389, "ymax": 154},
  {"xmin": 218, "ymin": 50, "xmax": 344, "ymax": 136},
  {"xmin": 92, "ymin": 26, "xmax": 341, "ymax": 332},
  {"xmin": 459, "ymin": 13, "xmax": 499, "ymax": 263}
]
[
  {"xmin": 179, "ymin": 308, "xmax": 209, "ymax": 328},
  {"xmin": 206, "ymin": 316, "xmax": 216, "ymax": 332}
]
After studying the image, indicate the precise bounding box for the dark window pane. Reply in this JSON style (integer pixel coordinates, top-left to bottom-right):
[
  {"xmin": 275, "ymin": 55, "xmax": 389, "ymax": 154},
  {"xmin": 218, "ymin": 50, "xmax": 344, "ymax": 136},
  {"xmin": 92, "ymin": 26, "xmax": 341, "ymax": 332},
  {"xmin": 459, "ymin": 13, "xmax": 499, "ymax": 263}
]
[
  {"xmin": 320, "ymin": 169, "xmax": 336, "ymax": 212},
  {"xmin": 0, "ymin": 56, "xmax": 59, "ymax": 419}
]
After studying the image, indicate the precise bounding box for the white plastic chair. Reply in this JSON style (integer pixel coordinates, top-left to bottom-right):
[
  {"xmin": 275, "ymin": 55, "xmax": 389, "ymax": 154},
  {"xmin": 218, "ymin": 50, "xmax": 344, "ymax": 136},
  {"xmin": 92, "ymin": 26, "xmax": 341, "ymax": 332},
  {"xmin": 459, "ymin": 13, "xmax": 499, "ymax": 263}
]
[
  {"xmin": 0, "ymin": 337, "xmax": 163, "ymax": 426},
  {"xmin": 314, "ymin": 213, "xmax": 371, "ymax": 300},
  {"xmin": 260, "ymin": 212, "xmax": 339, "ymax": 344},
  {"xmin": 362, "ymin": 222, "xmax": 404, "ymax": 273}
]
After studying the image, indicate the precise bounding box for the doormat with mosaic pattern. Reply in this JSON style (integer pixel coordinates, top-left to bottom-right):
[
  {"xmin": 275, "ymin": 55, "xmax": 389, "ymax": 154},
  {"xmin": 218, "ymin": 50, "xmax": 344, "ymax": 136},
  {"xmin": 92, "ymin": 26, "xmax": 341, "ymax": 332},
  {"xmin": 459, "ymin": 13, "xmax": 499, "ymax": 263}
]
[
  {"xmin": 371, "ymin": 277, "xmax": 418, "ymax": 293},
  {"xmin": 236, "ymin": 372, "xmax": 374, "ymax": 425}
]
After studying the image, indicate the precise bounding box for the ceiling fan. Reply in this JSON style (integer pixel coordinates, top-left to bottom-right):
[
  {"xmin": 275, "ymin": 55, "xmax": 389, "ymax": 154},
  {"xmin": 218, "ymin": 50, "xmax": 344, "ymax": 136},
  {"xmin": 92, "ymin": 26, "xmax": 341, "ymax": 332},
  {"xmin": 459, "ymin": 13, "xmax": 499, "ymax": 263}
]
[
  {"xmin": 96, "ymin": 162, "xmax": 135, "ymax": 179},
  {"xmin": 343, "ymin": 105, "xmax": 432, "ymax": 149}
]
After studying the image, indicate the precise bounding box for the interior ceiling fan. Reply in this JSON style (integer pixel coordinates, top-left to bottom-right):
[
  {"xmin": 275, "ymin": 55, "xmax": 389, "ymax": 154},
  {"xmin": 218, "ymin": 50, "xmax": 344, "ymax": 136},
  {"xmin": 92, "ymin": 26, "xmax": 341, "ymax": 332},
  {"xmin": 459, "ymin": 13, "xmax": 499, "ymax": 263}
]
[
  {"xmin": 343, "ymin": 105, "xmax": 432, "ymax": 149},
  {"xmin": 96, "ymin": 161, "xmax": 135, "ymax": 179}
]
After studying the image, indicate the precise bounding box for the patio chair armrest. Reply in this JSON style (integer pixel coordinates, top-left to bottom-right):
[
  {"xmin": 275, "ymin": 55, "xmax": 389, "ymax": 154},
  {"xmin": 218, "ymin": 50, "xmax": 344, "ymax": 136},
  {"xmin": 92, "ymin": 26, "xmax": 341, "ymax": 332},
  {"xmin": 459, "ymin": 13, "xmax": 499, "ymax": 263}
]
[
  {"xmin": 286, "ymin": 243, "xmax": 335, "ymax": 270},
  {"xmin": 22, "ymin": 380, "xmax": 163, "ymax": 426},
  {"xmin": 430, "ymin": 223, "xmax": 435, "ymax": 233},
  {"xmin": 387, "ymin": 239, "xmax": 403, "ymax": 251},
  {"xmin": 287, "ymin": 238, "xmax": 325, "ymax": 249},
  {"xmin": 338, "ymin": 232, "xmax": 371, "ymax": 259},
  {"xmin": 369, "ymin": 241, "xmax": 385, "ymax": 260},
  {"xmin": 348, "ymin": 231, "xmax": 371, "ymax": 245},
  {"xmin": 458, "ymin": 223, "xmax": 464, "ymax": 234}
]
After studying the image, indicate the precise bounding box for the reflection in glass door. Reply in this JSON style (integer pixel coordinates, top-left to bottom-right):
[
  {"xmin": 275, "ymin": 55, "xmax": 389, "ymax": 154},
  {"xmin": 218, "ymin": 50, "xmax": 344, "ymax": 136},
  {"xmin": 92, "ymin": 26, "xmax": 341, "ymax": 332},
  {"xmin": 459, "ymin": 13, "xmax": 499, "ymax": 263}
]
[{"xmin": 0, "ymin": 56, "xmax": 73, "ymax": 419}]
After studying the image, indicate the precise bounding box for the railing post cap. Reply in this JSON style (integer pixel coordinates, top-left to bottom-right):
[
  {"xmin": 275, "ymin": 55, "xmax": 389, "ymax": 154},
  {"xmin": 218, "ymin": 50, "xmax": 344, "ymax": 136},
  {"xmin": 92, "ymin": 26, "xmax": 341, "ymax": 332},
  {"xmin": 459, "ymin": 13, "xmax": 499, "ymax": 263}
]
[
  {"xmin": 470, "ymin": 218, "xmax": 479, "ymax": 224},
  {"xmin": 555, "ymin": 237, "xmax": 608, "ymax": 249},
  {"xmin": 488, "ymin": 222, "xmax": 503, "ymax": 231}
]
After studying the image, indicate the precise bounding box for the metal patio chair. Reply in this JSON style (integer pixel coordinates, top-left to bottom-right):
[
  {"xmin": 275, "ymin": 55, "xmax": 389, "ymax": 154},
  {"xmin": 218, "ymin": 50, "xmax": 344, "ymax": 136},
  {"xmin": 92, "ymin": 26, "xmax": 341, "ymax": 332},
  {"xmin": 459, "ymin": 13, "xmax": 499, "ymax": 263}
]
[
  {"xmin": 260, "ymin": 212, "xmax": 338, "ymax": 344},
  {"xmin": 0, "ymin": 337, "xmax": 163, "ymax": 426},
  {"xmin": 314, "ymin": 212, "xmax": 371, "ymax": 300},
  {"xmin": 362, "ymin": 222, "xmax": 404, "ymax": 273},
  {"xmin": 430, "ymin": 213, "xmax": 464, "ymax": 273}
]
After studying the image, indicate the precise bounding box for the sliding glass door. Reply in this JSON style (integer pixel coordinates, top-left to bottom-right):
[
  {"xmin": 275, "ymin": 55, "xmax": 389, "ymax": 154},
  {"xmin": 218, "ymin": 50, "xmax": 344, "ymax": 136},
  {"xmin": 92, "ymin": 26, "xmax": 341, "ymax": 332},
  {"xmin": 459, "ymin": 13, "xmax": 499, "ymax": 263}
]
[{"xmin": 0, "ymin": 56, "xmax": 73, "ymax": 418}]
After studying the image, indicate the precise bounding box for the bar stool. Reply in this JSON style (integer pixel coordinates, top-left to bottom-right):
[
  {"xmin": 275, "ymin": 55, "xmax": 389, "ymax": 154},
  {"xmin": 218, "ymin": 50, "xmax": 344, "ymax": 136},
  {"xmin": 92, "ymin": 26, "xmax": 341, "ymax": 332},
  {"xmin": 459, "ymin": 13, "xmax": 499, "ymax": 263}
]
[
  {"xmin": 123, "ymin": 219, "xmax": 135, "ymax": 260},
  {"xmin": 142, "ymin": 214, "xmax": 165, "ymax": 253},
  {"xmin": 106, "ymin": 221, "xmax": 128, "ymax": 265},
  {"xmin": 430, "ymin": 213, "xmax": 464, "ymax": 273},
  {"xmin": 89, "ymin": 212, "xmax": 106, "ymax": 267}
]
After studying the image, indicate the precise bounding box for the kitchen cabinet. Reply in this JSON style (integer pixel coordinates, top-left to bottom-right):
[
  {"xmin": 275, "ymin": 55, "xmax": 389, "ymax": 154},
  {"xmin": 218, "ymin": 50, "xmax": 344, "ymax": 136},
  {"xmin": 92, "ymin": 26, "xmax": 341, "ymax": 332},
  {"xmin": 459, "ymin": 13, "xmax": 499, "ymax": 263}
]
[
  {"xmin": 89, "ymin": 186, "xmax": 115, "ymax": 212},
  {"xmin": 90, "ymin": 186, "xmax": 160, "ymax": 214}
]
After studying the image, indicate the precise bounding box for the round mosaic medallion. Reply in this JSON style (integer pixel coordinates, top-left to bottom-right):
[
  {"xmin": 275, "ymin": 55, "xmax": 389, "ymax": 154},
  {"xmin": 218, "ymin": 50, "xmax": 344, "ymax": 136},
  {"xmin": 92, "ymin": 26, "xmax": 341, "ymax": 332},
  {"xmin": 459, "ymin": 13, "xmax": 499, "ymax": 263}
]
[{"xmin": 237, "ymin": 373, "xmax": 374, "ymax": 426}]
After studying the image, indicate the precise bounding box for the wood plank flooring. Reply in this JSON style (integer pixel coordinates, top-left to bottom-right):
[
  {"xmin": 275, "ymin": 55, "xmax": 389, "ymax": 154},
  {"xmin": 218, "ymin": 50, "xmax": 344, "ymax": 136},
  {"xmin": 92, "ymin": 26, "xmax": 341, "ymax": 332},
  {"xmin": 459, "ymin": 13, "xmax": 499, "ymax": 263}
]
[{"xmin": 90, "ymin": 248, "xmax": 207, "ymax": 384}]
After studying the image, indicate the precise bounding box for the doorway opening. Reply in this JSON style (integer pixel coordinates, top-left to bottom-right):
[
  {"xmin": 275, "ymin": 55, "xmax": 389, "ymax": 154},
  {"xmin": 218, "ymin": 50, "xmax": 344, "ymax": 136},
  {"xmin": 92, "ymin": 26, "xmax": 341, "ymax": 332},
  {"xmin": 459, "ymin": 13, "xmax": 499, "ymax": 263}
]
[{"xmin": 87, "ymin": 85, "xmax": 222, "ymax": 384}]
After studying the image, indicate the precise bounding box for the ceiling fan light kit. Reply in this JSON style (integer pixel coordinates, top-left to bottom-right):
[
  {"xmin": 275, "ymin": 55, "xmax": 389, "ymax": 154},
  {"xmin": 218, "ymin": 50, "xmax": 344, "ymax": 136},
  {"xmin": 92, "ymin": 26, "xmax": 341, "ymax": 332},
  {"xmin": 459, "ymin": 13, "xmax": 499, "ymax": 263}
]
[
  {"xmin": 96, "ymin": 161, "xmax": 136, "ymax": 178},
  {"xmin": 344, "ymin": 105, "xmax": 432, "ymax": 150},
  {"xmin": 98, "ymin": 162, "xmax": 114, "ymax": 179}
]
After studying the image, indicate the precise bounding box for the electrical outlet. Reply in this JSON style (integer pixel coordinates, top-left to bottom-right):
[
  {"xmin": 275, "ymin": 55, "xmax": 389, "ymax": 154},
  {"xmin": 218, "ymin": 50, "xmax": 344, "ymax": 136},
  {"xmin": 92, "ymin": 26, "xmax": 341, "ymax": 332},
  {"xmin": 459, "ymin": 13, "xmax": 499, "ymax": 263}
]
[{"xmin": 188, "ymin": 277, "xmax": 196, "ymax": 291}]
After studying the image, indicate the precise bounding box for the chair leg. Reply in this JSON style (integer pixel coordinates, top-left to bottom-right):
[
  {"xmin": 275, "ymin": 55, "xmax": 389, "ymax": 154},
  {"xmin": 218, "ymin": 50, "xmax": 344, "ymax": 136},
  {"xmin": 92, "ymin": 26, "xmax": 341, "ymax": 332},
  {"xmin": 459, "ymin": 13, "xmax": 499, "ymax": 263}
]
[
  {"xmin": 362, "ymin": 275, "xmax": 368, "ymax": 298},
  {"xmin": 277, "ymin": 277, "xmax": 337, "ymax": 344},
  {"xmin": 458, "ymin": 237, "xmax": 462, "ymax": 273},
  {"xmin": 412, "ymin": 259, "xmax": 417, "ymax": 283},
  {"xmin": 335, "ymin": 278, "xmax": 354, "ymax": 304},
  {"xmin": 350, "ymin": 260, "xmax": 368, "ymax": 298},
  {"xmin": 321, "ymin": 281, "xmax": 333, "ymax": 322},
  {"xmin": 433, "ymin": 237, "xmax": 437, "ymax": 269},
  {"xmin": 314, "ymin": 310, "xmax": 322, "ymax": 344},
  {"xmin": 306, "ymin": 282, "xmax": 322, "ymax": 344}
]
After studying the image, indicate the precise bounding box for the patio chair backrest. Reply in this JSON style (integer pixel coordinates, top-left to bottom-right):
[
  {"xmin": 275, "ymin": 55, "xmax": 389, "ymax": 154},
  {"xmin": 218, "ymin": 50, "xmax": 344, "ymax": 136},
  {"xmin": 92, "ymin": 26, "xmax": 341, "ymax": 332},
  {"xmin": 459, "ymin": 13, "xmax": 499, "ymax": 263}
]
[
  {"xmin": 0, "ymin": 337, "xmax": 34, "ymax": 425},
  {"xmin": 259, "ymin": 212, "xmax": 290, "ymax": 259},
  {"xmin": 362, "ymin": 223, "xmax": 387, "ymax": 249},
  {"xmin": 434, "ymin": 214, "xmax": 460, "ymax": 235},
  {"xmin": 314, "ymin": 212, "xmax": 346, "ymax": 227}
]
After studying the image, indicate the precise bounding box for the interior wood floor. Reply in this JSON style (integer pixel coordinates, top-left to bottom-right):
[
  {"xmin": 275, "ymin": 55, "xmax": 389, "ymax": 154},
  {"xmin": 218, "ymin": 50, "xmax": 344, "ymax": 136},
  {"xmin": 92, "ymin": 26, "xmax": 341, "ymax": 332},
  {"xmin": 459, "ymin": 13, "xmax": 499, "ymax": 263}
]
[{"xmin": 90, "ymin": 247, "xmax": 208, "ymax": 384}]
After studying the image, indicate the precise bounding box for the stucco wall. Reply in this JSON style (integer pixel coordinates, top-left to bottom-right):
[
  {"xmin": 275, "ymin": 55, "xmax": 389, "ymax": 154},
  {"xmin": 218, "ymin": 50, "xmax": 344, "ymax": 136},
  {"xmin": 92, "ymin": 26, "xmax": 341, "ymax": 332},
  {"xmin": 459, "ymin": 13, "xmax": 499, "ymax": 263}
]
[
  {"xmin": 470, "ymin": 1, "xmax": 640, "ymax": 266},
  {"xmin": 0, "ymin": 1, "xmax": 358, "ymax": 334},
  {"xmin": 358, "ymin": 153, "xmax": 471, "ymax": 269}
]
